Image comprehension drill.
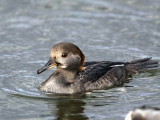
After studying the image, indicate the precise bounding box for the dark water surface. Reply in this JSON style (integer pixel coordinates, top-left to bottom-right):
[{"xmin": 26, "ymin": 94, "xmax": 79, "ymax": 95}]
[{"xmin": 0, "ymin": 0, "xmax": 160, "ymax": 120}]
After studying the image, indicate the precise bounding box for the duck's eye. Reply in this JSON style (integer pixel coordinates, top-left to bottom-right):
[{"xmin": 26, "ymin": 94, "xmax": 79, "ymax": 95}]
[{"xmin": 62, "ymin": 53, "xmax": 67, "ymax": 58}]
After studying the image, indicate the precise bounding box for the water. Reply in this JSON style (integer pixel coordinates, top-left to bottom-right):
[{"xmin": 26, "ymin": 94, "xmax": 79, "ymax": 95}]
[{"xmin": 0, "ymin": 0, "xmax": 160, "ymax": 120}]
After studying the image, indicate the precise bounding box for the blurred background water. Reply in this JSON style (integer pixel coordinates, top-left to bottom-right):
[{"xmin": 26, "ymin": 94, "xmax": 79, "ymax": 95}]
[{"xmin": 0, "ymin": 0, "xmax": 160, "ymax": 120}]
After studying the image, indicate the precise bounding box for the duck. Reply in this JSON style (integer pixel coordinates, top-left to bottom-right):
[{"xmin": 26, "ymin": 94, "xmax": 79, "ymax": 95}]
[
  {"xmin": 125, "ymin": 106, "xmax": 160, "ymax": 120},
  {"xmin": 37, "ymin": 42, "xmax": 158, "ymax": 94}
]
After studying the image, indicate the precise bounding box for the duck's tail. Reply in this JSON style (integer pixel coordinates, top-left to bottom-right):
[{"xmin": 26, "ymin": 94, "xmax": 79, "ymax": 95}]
[{"xmin": 126, "ymin": 58, "xmax": 159, "ymax": 75}]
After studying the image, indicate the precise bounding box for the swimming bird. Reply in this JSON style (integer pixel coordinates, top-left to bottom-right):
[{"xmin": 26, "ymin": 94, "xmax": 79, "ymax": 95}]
[
  {"xmin": 125, "ymin": 106, "xmax": 160, "ymax": 120},
  {"xmin": 37, "ymin": 42, "xmax": 158, "ymax": 94}
]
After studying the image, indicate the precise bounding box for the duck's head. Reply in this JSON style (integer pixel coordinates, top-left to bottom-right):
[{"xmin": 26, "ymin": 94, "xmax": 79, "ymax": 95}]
[{"xmin": 37, "ymin": 42, "xmax": 85, "ymax": 74}]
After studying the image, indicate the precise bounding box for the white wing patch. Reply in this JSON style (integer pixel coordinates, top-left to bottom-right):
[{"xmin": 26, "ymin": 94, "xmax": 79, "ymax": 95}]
[{"xmin": 110, "ymin": 64, "xmax": 125, "ymax": 67}]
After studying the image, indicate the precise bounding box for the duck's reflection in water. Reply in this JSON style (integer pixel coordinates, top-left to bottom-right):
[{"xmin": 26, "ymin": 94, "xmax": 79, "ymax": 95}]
[
  {"xmin": 55, "ymin": 99, "xmax": 88, "ymax": 120},
  {"xmin": 45, "ymin": 95, "xmax": 88, "ymax": 120}
]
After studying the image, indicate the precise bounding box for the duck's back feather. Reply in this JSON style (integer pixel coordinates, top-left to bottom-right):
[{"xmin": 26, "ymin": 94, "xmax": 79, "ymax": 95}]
[{"xmin": 74, "ymin": 58, "xmax": 158, "ymax": 93}]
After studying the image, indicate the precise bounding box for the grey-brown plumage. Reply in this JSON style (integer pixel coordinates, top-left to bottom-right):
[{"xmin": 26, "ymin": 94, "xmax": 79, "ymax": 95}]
[{"xmin": 37, "ymin": 42, "xmax": 159, "ymax": 94}]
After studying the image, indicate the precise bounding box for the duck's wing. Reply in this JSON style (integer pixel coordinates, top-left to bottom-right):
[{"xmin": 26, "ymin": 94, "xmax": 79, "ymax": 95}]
[
  {"xmin": 79, "ymin": 61, "xmax": 125, "ymax": 83},
  {"xmin": 82, "ymin": 64, "xmax": 128, "ymax": 91},
  {"xmin": 79, "ymin": 58, "xmax": 158, "ymax": 92}
]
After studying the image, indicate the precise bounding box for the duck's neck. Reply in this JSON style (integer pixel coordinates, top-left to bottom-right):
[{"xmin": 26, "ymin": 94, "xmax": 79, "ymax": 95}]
[
  {"xmin": 39, "ymin": 68, "xmax": 79, "ymax": 93},
  {"xmin": 57, "ymin": 68, "xmax": 79, "ymax": 83}
]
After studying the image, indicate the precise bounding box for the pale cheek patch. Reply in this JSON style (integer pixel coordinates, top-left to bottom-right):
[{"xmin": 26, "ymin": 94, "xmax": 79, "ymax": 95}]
[
  {"xmin": 73, "ymin": 54, "xmax": 81, "ymax": 59},
  {"xmin": 62, "ymin": 54, "xmax": 81, "ymax": 67},
  {"xmin": 70, "ymin": 54, "xmax": 81, "ymax": 63}
]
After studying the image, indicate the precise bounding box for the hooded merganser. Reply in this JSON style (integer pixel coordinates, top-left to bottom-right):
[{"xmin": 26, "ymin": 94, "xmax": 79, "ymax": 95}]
[
  {"xmin": 125, "ymin": 106, "xmax": 160, "ymax": 120},
  {"xmin": 37, "ymin": 42, "xmax": 158, "ymax": 94}
]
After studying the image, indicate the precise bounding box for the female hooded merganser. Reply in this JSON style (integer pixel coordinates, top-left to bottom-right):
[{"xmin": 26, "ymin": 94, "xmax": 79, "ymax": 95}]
[{"xmin": 37, "ymin": 42, "xmax": 158, "ymax": 94}]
